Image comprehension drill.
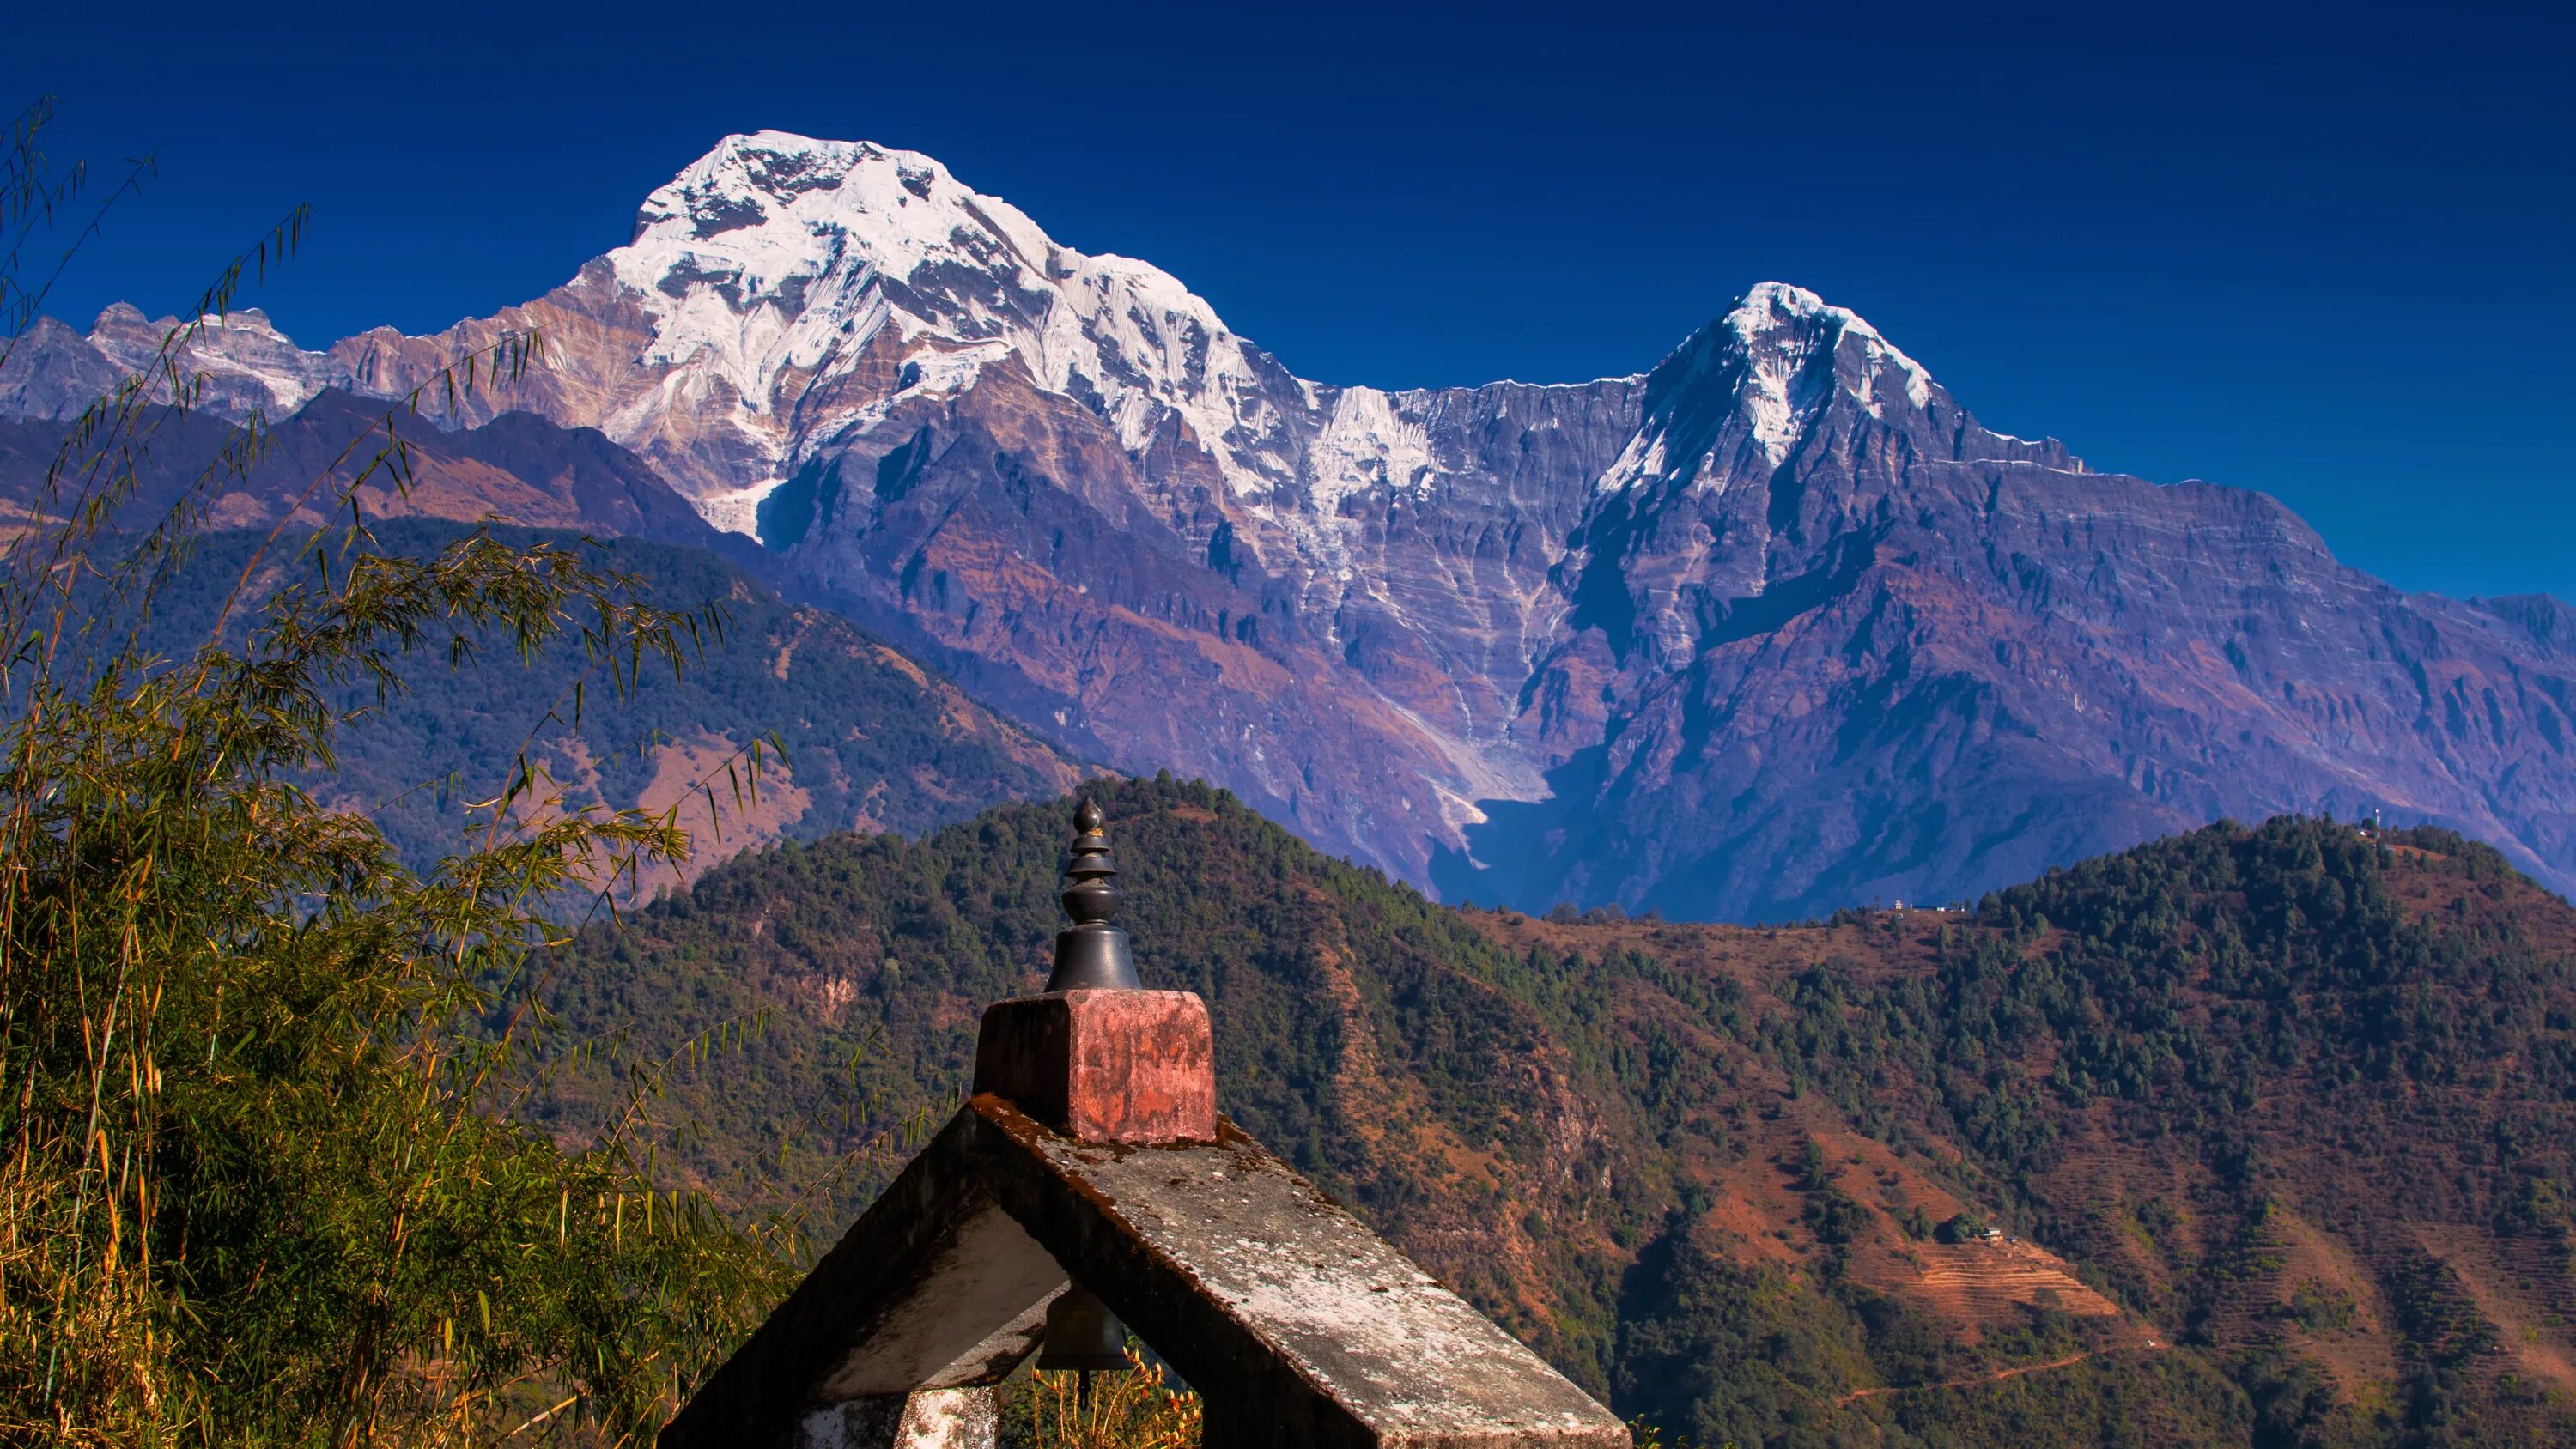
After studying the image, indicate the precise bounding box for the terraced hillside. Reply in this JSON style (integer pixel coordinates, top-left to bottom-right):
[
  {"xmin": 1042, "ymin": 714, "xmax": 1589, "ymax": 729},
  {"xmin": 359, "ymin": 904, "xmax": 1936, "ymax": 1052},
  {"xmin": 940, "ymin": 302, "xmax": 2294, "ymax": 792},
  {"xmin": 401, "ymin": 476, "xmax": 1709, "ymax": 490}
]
[{"xmin": 532, "ymin": 782, "xmax": 2576, "ymax": 1443}]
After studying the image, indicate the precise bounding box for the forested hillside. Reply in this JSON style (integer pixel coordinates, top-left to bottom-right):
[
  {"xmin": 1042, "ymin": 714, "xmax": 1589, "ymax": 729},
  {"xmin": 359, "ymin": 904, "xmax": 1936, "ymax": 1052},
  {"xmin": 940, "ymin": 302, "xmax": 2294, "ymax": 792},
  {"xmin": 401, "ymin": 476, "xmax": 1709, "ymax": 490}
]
[{"xmin": 537, "ymin": 779, "xmax": 2576, "ymax": 1445}]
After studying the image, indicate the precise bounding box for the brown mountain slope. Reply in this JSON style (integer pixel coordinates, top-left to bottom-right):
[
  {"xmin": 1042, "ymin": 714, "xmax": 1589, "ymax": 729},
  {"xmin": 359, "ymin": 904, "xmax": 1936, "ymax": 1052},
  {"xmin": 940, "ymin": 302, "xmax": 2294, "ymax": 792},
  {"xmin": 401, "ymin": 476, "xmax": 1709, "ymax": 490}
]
[
  {"xmin": 536, "ymin": 780, "xmax": 2575, "ymax": 1445},
  {"xmin": 0, "ymin": 390, "xmax": 731, "ymax": 550}
]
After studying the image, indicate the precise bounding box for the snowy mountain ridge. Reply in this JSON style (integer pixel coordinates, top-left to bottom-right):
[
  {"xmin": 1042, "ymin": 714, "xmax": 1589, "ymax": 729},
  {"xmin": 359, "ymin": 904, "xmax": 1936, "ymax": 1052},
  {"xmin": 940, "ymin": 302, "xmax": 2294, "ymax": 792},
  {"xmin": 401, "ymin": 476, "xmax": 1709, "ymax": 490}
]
[
  {"xmin": 18, "ymin": 135, "xmax": 1976, "ymax": 561},
  {"xmin": 609, "ymin": 133, "xmax": 1286, "ymax": 487},
  {"xmin": 0, "ymin": 131, "xmax": 2111, "ymax": 899}
]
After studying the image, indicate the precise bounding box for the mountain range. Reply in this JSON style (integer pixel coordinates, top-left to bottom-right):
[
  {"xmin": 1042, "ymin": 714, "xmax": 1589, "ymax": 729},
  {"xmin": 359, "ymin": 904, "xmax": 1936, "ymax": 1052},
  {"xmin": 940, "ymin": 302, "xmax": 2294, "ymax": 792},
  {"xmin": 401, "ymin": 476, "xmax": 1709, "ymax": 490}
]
[
  {"xmin": 0, "ymin": 377, "xmax": 1100, "ymax": 873},
  {"xmin": 9, "ymin": 130, "xmax": 2574, "ymax": 921}
]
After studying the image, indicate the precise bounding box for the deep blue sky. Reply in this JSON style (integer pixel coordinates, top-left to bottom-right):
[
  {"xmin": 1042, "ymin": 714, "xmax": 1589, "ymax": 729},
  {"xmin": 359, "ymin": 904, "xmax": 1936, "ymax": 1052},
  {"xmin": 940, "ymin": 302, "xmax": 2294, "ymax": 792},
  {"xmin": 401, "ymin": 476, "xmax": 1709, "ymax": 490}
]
[{"xmin": 9, "ymin": 1, "xmax": 2571, "ymax": 600}]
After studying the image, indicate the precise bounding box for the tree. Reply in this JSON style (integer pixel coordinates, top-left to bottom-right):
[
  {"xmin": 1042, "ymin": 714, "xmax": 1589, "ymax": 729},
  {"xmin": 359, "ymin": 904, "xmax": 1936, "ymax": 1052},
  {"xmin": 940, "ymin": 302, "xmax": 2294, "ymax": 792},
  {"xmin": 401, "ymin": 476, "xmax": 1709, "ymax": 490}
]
[{"xmin": 0, "ymin": 98, "xmax": 787, "ymax": 1445}]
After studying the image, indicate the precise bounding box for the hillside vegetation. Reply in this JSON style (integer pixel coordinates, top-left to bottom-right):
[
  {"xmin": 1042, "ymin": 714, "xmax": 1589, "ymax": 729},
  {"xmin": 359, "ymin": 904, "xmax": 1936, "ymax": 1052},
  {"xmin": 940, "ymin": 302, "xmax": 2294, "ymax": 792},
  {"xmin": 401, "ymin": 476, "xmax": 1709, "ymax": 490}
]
[{"xmin": 542, "ymin": 779, "xmax": 2576, "ymax": 1444}]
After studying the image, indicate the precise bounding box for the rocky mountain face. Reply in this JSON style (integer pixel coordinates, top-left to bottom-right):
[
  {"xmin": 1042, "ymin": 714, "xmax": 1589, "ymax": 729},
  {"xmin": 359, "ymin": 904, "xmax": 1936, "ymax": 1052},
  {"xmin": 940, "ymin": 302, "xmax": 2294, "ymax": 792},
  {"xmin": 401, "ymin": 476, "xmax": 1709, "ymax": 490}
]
[
  {"xmin": 14, "ymin": 130, "xmax": 2576, "ymax": 919},
  {"xmin": 0, "ymin": 387, "xmax": 732, "ymax": 552},
  {"xmin": 0, "ymin": 404, "xmax": 1091, "ymax": 882}
]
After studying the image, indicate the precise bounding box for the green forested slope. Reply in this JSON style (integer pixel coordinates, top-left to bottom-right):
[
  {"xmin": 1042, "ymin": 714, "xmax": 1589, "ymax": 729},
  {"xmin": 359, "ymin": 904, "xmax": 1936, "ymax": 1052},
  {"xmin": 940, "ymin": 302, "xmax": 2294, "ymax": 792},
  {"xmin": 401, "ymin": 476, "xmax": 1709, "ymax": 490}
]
[{"xmin": 538, "ymin": 779, "xmax": 2576, "ymax": 1446}]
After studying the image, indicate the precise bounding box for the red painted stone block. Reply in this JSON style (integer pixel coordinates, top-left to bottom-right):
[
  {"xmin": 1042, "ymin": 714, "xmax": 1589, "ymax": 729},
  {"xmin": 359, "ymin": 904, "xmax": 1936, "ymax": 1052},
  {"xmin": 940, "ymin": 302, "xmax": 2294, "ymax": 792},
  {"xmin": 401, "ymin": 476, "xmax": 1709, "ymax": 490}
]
[{"xmin": 972, "ymin": 990, "xmax": 1216, "ymax": 1144}]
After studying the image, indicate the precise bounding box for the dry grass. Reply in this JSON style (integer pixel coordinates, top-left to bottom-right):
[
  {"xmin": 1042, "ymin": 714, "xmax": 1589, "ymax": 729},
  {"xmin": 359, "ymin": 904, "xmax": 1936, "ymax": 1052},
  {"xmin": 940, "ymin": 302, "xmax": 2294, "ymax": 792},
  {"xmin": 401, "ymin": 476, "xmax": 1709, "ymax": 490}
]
[{"xmin": 1005, "ymin": 1349, "xmax": 1201, "ymax": 1447}]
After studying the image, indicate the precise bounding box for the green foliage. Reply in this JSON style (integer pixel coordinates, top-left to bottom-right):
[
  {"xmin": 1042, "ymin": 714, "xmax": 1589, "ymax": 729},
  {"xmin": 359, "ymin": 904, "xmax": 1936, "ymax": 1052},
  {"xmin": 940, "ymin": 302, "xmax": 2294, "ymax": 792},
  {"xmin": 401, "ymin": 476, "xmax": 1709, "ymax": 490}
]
[
  {"xmin": 1766, "ymin": 815, "xmax": 2576, "ymax": 1441},
  {"xmin": 2270, "ymin": 1284, "xmax": 2360, "ymax": 1337},
  {"xmin": 0, "ymin": 105, "xmax": 785, "ymax": 1445},
  {"xmin": 1801, "ymin": 1190, "xmax": 1868, "ymax": 1247},
  {"xmin": 1868, "ymin": 1349, "xmax": 2251, "ymax": 1446},
  {"xmin": 2236, "ymin": 1348, "xmax": 2376, "ymax": 1449},
  {"xmin": 1611, "ymin": 1240, "xmax": 1874, "ymax": 1448}
]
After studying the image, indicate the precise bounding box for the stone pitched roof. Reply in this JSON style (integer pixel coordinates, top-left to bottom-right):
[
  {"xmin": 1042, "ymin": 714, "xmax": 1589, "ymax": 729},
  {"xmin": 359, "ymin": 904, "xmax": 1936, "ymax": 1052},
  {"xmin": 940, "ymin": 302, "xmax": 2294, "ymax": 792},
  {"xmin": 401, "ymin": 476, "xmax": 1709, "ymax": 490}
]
[{"xmin": 665, "ymin": 1091, "xmax": 1626, "ymax": 1446}]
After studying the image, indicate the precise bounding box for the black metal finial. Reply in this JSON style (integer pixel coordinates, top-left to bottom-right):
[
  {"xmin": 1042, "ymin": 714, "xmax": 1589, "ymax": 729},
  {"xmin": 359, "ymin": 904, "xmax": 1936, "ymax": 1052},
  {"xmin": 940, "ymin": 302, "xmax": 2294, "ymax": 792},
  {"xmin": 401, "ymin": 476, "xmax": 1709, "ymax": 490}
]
[{"xmin": 1047, "ymin": 797, "xmax": 1139, "ymax": 991}]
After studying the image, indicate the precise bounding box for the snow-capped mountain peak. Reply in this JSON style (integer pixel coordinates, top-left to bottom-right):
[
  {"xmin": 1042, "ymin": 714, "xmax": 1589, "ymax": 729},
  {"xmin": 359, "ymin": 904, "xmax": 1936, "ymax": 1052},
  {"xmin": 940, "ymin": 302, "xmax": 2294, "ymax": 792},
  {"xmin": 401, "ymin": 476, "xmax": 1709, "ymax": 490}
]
[
  {"xmin": 601, "ymin": 130, "xmax": 1296, "ymax": 498},
  {"xmin": 1725, "ymin": 280, "xmax": 1936, "ymax": 424},
  {"xmin": 621, "ymin": 132, "xmax": 1056, "ymax": 303},
  {"xmin": 83, "ymin": 302, "xmax": 347, "ymax": 415},
  {"xmin": 1592, "ymin": 282, "xmax": 1956, "ymax": 494},
  {"xmin": 17, "ymin": 140, "xmax": 1989, "ymax": 584}
]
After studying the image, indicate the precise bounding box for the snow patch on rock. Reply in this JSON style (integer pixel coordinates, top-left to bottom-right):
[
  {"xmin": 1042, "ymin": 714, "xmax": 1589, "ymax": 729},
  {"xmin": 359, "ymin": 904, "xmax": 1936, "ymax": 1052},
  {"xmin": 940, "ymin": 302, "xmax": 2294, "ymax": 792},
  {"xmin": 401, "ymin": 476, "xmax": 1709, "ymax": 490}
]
[
  {"xmin": 1727, "ymin": 282, "xmax": 1937, "ymax": 435},
  {"xmin": 84, "ymin": 305, "xmax": 345, "ymax": 414},
  {"xmin": 699, "ymin": 476, "xmax": 787, "ymax": 540}
]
